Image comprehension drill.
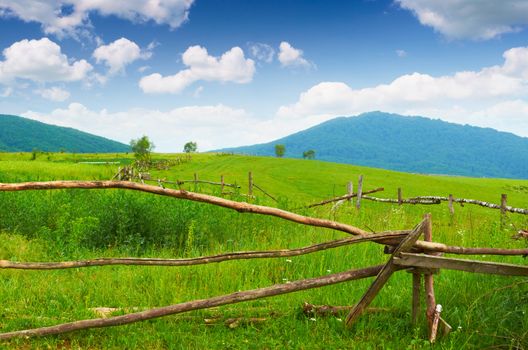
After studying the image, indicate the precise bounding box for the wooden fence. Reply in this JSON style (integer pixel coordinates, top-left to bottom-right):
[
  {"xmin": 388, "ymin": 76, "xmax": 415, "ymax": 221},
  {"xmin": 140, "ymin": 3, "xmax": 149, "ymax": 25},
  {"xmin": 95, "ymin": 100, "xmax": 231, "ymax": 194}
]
[
  {"xmin": 0, "ymin": 181, "xmax": 526, "ymax": 342},
  {"xmin": 307, "ymin": 175, "xmax": 528, "ymax": 217}
]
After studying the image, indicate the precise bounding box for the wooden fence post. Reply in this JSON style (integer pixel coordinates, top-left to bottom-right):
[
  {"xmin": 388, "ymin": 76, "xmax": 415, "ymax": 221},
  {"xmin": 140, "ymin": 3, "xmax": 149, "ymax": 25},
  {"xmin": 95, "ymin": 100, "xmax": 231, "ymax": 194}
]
[
  {"xmin": 194, "ymin": 173, "xmax": 198, "ymax": 185},
  {"xmin": 248, "ymin": 171, "xmax": 253, "ymax": 198},
  {"xmin": 398, "ymin": 188, "xmax": 402, "ymax": 206},
  {"xmin": 347, "ymin": 181, "xmax": 353, "ymax": 203},
  {"xmin": 220, "ymin": 175, "xmax": 225, "ymax": 194},
  {"xmin": 356, "ymin": 175, "xmax": 363, "ymax": 210},
  {"xmin": 448, "ymin": 194, "xmax": 454, "ymax": 215},
  {"xmin": 500, "ymin": 194, "xmax": 507, "ymax": 227},
  {"xmin": 423, "ymin": 213, "xmax": 438, "ymax": 342}
]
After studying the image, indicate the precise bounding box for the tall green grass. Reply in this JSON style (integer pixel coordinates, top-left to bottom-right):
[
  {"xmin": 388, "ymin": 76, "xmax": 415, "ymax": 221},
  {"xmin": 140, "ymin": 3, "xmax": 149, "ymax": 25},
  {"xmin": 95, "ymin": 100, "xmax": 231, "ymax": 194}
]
[{"xmin": 0, "ymin": 152, "xmax": 526, "ymax": 349}]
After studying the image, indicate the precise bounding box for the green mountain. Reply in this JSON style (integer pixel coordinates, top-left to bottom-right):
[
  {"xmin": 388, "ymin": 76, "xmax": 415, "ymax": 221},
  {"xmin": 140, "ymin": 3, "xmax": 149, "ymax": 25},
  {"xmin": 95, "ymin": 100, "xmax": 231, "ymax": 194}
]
[
  {"xmin": 0, "ymin": 114, "xmax": 129, "ymax": 153},
  {"xmin": 220, "ymin": 111, "xmax": 528, "ymax": 179}
]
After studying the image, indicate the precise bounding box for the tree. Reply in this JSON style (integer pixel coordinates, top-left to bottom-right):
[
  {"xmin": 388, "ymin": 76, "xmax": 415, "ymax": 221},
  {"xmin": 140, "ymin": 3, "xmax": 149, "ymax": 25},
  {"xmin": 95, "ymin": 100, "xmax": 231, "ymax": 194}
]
[
  {"xmin": 184, "ymin": 141, "xmax": 198, "ymax": 153},
  {"xmin": 274, "ymin": 144, "xmax": 286, "ymax": 158},
  {"xmin": 130, "ymin": 136, "xmax": 154, "ymax": 163},
  {"xmin": 303, "ymin": 149, "xmax": 315, "ymax": 159}
]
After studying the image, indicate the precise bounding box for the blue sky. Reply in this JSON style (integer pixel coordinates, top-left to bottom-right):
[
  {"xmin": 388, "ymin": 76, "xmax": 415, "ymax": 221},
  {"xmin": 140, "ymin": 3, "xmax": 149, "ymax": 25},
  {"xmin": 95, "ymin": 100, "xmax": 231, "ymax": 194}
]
[{"xmin": 1, "ymin": 0, "xmax": 528, "ymax": 151}]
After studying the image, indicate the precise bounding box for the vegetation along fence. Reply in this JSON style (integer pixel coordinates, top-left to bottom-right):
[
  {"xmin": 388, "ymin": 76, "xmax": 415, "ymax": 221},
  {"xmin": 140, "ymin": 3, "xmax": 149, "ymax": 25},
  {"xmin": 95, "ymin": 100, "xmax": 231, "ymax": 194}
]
[{"xmin": 0, "ymin": 180, "xmax": 526, "ymax": 342}]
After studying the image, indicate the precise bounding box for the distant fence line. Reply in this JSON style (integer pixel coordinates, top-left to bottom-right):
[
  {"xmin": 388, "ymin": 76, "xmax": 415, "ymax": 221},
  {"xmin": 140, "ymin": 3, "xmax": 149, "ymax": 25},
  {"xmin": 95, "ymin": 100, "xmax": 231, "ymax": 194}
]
[{"xmin": 112, "ymin": 165, "xmax": 528, "ymax": 218}]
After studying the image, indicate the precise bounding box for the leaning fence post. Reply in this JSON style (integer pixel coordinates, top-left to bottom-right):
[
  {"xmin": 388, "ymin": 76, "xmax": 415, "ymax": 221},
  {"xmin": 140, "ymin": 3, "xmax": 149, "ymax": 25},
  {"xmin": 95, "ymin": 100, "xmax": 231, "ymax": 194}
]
[
  {"xmin": 347, "ymin": 181, "xmax": 353, "ymax": 203},
  {"xmin": 356, "ymin": 175, "xmax": 363, "ymax": 210},
  {"xmin": 398, "ymin": 188, "xmax": 402, "ymax": 206}
]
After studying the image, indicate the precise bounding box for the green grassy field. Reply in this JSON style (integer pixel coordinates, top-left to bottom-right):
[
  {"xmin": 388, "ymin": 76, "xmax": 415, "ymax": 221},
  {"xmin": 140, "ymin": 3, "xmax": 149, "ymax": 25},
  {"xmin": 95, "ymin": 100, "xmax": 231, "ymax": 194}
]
[{"xmin": 0, "ymin": 152, "xmax": 526, "ymax": 349}]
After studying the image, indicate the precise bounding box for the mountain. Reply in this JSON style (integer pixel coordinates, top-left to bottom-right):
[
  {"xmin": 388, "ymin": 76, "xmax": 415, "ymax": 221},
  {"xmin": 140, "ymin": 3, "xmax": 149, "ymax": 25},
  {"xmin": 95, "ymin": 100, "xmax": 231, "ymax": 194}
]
[
  {"xmin": 220, "ymin": 111, "xmax": 528, "ymax": 179},
  {"xmin": 0, "ymin": 114, "xmax": 129, "ymax": 153}
]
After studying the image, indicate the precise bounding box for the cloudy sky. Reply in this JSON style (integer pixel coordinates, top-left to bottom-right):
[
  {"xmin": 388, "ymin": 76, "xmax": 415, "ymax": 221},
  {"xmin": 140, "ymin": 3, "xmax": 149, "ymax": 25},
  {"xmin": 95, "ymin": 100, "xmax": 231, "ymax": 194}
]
[{"xmin": 1, "ymin": 0, "xmax": 528, "ymax": 151}]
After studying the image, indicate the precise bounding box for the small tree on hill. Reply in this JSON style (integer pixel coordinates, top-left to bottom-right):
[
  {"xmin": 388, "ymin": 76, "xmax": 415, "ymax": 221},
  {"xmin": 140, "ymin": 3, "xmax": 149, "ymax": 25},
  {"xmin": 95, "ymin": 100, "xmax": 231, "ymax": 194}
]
[
  {"xmin": 303, "ymin": 149, "xmax": 315, "ymax": 159},
  {"xmin": 275, "ymin": 144, "xmax": 286, "ymax": 158},
  {"xmin": 184, "ymin": 141, "xmax": 198, "ymax": 153},
  {"xmin": 130, "ymin": 135, "xmax": 154, "ymax": 164}
]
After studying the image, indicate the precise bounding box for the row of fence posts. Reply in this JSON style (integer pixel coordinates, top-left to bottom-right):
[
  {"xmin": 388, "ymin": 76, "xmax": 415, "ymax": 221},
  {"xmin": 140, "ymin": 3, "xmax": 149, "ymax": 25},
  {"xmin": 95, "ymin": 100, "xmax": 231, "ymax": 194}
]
[
  {"xmin": 344, "ymin": 177, "xmax": 510, "ymax": 224},
  {"xmin": 184, "ymin": 173, "xmax": 511, "ymax": 221}
]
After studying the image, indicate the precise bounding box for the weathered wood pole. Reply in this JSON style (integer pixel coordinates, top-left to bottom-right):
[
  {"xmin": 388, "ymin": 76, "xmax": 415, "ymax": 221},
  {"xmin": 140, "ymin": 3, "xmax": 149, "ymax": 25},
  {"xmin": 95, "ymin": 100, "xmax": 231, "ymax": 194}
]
[
  {"xmin": 448, "ymin": 194, "xmax": 454, "ymax": 215},
  {"xmin": 412, "ymin": 272, "xmax": 421, "ymax": 325},
  {"xmin": 500, "ymin": 194, "xmax": 507, "ymax": 227},
  {"xmin": 0, "ymin": 264, "xmax": 385, "ymax": 340},
  {"xmin": 423, "ymin": 213, "xmax": 437, "ymax": 341},
  {"xmin": 248, "ymin": 171, "xmax": 253, "ymax": 198},
  {"xmin": 356, "ymin": 175, "xmax": 363, "ymax": 210},
  {"xmin": 398, "ymin": 188, "xmax": 402, "ymax": 206},
  {"xmin": 347, "ymin": 181, "xmax": 353, "ymax": 203},
  {"xmin": 220, "ymin": 175, "xmax": 225, "ymax": 194}
]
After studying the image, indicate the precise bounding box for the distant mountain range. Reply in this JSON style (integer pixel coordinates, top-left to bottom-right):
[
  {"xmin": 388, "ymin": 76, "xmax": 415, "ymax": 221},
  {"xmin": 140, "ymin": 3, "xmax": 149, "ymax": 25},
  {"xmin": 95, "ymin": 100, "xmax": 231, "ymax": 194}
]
[
  {"xmin": 220, "ymin": 111, "xmax": 528, "ymax": 179},
  {"xmin": 0, "ymin": 114, "xmax": 129, "ymax": 153}
]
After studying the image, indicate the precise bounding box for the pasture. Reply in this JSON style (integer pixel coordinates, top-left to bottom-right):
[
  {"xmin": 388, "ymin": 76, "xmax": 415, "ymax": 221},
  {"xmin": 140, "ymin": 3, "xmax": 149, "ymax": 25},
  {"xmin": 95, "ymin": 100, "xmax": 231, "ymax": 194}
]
[{"xmin": 0, "ymin": 152, "xmax": 526, "ymax": 349}]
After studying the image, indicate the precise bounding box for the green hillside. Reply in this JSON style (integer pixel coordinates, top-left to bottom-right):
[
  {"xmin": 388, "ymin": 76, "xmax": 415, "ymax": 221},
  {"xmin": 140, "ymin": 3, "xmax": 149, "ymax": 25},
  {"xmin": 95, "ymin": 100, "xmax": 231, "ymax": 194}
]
[
  {"xmin": 0, "ymin": 114, "xmax": 129, "ymax": 153},
  {"xmin": 221, "ymin": 111, "xmax": 528, "ymax": 179},
  {"xmin": 0, "ymin": 153, "xmax": 526, "ymax": 349}
]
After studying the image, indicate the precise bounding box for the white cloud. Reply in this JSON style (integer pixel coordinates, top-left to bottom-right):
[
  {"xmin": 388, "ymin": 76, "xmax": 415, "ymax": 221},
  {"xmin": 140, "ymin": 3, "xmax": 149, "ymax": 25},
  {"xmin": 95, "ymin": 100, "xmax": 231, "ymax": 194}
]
[
  {"xmin": 277, "ymin": 46, "xmax": 528, "ymax": 137},
  {"xmin": 396, "ymin": 49, "xmax": 407, "ymax": 57},
  {"xmin": 249, "ymin": 42, "xmax": 274, "ymax": 63},
  {"xmin": 139, "ymin": 45, "xmax": 255, "ymax": 94},
  {"xmin": 278, "ymin": 41, "xmax": 313, "ymax": 68},
  {"xmin": 397, "ymin": 0, "xmax": 528, "ymax": 40},
  {"xmin": 138, "ymin": 65, "xmax": 151, "ymax": 73},
  {"xmin": 93, "ymin": 37, "xmax": 150, "ymax": 75},
  {"xmin": 35, "ymin": 86, "xmax": 70, "ymax": 101},
  {"xmin": 0, "ymin": 0, "xmax": 195, "ymax": 38},
  {"xmin": 0, "ymin": 37, "xmax": 92, "ymax": 84},
  {"xmin": 22, "ymin": 102, "xmax": 270, "ymax": 151}
]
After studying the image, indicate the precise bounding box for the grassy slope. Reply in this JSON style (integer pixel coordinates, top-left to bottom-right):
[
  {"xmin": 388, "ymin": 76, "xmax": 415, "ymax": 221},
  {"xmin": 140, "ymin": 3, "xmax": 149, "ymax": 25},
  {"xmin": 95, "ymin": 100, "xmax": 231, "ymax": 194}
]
[{"xmin": 0, "ymin": 152, "xmax": 526, "ymax": 349}]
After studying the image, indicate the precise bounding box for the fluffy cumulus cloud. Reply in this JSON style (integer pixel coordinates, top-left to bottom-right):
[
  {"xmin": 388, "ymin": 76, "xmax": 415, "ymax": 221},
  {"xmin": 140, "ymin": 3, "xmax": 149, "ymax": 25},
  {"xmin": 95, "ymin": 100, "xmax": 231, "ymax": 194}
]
[
  {"xmin": 277, "ymin": 46, "xmax": 528, "ymax": 137},
  {"xmin": 397, "ymin": 0, "xmax": 528, "ymax": 40},
  {"xmin": 0, "ymin": 37, "xmax": 92, "ymax": 84},
  {"xmin": 93, "ymin": 37, "xmax": 151, "ymax": 75},
  {"xmin": 35, "ymin": 86, "xmax": 70, "ymax": 101},
  {"xmin": 278, "ymin": 41, "xmax": 312, "ymax": 68},
  {"xmin": 0, "ymin": 0, "xmax": 194, "ymax": 37},
  {"xmin": 139, "ymin": 45, "xmax": 255, "ymax": 94}
]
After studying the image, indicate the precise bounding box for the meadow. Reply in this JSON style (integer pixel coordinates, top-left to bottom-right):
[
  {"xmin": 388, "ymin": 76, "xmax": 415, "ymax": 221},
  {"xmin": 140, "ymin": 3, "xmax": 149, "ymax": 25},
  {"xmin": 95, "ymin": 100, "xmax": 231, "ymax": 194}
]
[{"xmin": 0, "ymin": 151, "xmax": 526, "ymax": 349}]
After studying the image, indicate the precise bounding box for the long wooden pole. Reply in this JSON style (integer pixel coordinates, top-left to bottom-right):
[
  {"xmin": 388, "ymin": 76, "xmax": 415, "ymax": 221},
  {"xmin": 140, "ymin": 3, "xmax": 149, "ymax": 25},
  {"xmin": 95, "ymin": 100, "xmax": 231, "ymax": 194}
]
[
  {"xmin": 410, "ymin": 196, "xmax": 527, "ymax": 215},
  {"xmin": 0, "ymin": 264, "xmax": 388, "ymax": 340},
  {"xmin": 0, "ymin": 232, "xmax": 408, "ymax": 270},
  {"xmin": 1, "ymin": 181, "xmax": 525, "ymax": 255},
  {"xmin": 0, "ymin": 181, "xmax": 370, "ymax": 237}
]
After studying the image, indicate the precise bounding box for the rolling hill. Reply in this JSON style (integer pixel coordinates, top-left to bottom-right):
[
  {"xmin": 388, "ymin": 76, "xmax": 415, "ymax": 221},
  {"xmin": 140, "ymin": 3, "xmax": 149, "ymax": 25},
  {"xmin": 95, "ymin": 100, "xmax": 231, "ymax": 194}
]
[
  {"xmin": 0, "ymin": 114, "xmax": 129, "ymax": 153},
  {"xmin": 220, "ymin": 111, "xmax": 528, "ymax": 179}
]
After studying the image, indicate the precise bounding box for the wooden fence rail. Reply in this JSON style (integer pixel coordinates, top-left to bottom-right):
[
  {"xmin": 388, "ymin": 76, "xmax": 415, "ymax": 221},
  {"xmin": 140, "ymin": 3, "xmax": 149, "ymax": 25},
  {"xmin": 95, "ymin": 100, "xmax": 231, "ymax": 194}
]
[{"xmin": 0, "ymin": 181, "xmax": 526, "ymax": 343}]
